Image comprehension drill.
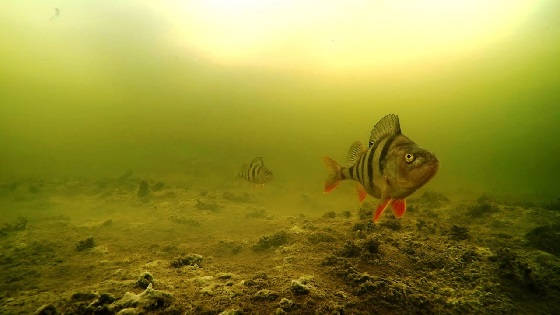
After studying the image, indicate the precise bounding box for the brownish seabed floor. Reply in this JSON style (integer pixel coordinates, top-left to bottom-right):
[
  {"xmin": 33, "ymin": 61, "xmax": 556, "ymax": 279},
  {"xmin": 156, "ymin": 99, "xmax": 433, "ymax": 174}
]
[{"xmin": 0, "ymin": 179, "xmax": 559, "ymax": 314}]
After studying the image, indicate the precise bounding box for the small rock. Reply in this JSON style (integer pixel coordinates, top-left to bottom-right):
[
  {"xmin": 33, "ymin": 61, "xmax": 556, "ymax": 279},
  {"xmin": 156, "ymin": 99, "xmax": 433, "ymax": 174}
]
[
  {"xmin": 252, "ymin": 289, "xmax": 279, "ymax": 301},
  {"xmin": 117, "ymin": 308, "xmax": 138, "ymax": 315},
  {"xmin": 136, "ymin": 271, "xmax": 154, "ymax": 289},
  {"xmin": 252, "ymin": 231, "xmax": 290, "ymax": 251},
  {"xmin": 362, "ymin": 237, "xmax": 380, "ymax": 254},
  {"xmin": 290, "ymin": 276, "xmax": 313, "ymax": 295},
  {"xmin": 35, "ymin": 304, "xmax": 58, "ymax": 315},
  {"xmin": 112, "ymin": 283, "xmax": 174, "ymax": 312},
  {"xmin": 171, "ymin": 254, "xmax": 203, "ymax": 268},
  {"xmin": 278, "ymin": 298, "xmax": 294, "ymax": 311},
  {"xmin": 89, "ymin": 293, "xmax": 116, "ymax": 307},
  {"xmin": 71, "ymin": 292, "xmax": 98, "ymax": 301},
  {"xmin": 75, "ymin": 237, "xmax": 95, "ymax": 251}
]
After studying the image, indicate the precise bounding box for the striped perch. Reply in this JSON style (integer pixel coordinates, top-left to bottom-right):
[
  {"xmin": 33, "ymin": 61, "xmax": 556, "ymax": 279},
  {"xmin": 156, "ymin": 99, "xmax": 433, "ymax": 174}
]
[
  {"xmin": 239, "ymin": 157, "xmax": 273, "ymax": 185},
  {"xmin": 323, "ymin": 114, "xmax": 439, "ymax": 222}
]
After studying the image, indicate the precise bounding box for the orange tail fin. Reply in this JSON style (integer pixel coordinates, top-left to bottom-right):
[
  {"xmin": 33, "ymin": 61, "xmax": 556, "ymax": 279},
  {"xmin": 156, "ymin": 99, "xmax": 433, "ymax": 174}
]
[
  {"xmin": 373, "ymin": 198, "xmax": 392, "ymax": 222},
  {"xmin": 323, "ymin": 156, "xmax": 342, "ymax": 193},
  {"xmin": 391, "ymin": 199, "xmax": 406, "ymax": 218}
]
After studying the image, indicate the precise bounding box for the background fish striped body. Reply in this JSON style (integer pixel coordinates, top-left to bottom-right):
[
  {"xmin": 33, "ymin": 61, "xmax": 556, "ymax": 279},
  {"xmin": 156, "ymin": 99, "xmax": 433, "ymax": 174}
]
[{"xmin": 239, "ymin": 157, "xmax": 273, "ymax": 185}]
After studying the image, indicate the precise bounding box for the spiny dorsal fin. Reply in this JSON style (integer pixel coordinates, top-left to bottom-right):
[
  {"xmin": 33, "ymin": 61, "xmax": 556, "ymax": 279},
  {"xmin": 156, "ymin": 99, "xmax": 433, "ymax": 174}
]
[
  {"xmin": 250, "ymin": 157, "xmax": 265, "ymax": 167},
  {"xmin": 346, "ymin": 141, "xmax": 366, "ymax": 166},
  {"xmin": 369, "ymin": 114, "xmax": 401, "ymax": 147}
]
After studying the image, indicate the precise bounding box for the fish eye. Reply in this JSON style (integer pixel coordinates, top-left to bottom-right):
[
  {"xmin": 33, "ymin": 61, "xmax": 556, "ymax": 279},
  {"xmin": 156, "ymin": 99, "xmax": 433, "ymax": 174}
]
[{"xmin": 405, "ymin": 153, "xmax": 415, "ymax": 163}]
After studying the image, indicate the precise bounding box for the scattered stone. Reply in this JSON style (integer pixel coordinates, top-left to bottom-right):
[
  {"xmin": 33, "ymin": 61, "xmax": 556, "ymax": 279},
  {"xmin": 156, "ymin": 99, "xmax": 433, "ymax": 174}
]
[
  {"xmin": 89, "ymin": 293, "xmax": 116, "ymax": 307},
  {"xmin": 171, "ymin": 254, "xmax": 203, "ymax": 268},
  {"xmin": 71, "ymin": 292, "xmax": 98, "ymax": 302},
  {"xmin": 136, "ymin": 271, "xmax": 154, "ymax": 289},
  {"xmin": 340, "ymin": 210, "xmax": 352, "ymax": 218},
  {"xmin": 525, "ymin": 224, "xmax": 560, "ymax": 256},
  {"xmin": 252, "ymin": 289, "xmax": 279, "ymax": 301},
  {"xmin": 252, "ymin": 231, "xmax": 290, "ymax": 251},
  {"xmin": 75, "ymin": 237, "xmax": 95, "ymax": 251},
  {"xmin": 362, "ymin": 237, "xmax": 380, "ymax": 254},
  {"xmin": 278, "ymin": 298, "xmax": 295, "ymax": 311},
  {"xmin": 35, "ymin": 304, "xmax": 58, "ymax": 315},
  {"xmin": 290, "ymin": 276, "xmax": 313, "ymax": 295},
  {"xmin": 111, "ymin": 283, "xmax": 174, "ymax": 312}
]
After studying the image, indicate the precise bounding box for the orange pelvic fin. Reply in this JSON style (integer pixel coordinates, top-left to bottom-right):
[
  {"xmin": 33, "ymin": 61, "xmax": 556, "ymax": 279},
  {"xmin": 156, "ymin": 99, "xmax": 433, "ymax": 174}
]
[
  {"xmin": 373, "ymin": 198, "xmax": 392, "ymax": 222},
  {"xmin": 391, "ymin": 199, "xmax": 406, "ymax": 218},
  {"xmin": 356, "ymin": 183, "xmax": 367, "ymax": 202}
]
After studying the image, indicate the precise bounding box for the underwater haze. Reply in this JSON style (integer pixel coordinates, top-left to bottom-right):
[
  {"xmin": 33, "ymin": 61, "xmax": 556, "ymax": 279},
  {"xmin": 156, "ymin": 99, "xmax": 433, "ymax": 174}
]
[{"xmin": 1, "ymin": 1, "xmax": 560, "ymax": 314}]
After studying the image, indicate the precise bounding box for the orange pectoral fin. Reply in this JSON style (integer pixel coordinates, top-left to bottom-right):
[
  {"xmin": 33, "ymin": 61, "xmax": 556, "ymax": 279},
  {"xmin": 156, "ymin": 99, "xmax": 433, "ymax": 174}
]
[
  {"xmin": 356, "ymin": 183, "xmax": 367, "ymax": 202},
  {"xmin": 373, "ymin": 198, "xmax": 392, "ymax": 222},
  {"xmin": 324, "ymin": 181, "xmax": 339, "ymax": 193},
  {"xmin": 391, "ymin": 199, "xmax": 406, "ymax": 218}
]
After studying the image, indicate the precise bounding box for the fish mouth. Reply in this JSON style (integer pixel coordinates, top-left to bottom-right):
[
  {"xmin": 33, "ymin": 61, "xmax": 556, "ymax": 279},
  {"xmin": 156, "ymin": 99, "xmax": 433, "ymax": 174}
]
[{"xmin": 419, "ymin": 154, "xmax": 439, "ymax": 184}]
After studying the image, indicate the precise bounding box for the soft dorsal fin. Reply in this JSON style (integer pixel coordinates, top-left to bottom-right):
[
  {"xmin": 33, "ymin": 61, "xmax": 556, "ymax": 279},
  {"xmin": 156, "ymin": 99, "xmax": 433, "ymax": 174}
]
[
  {"xmin": 368, "ymin": 114, "xmax": 401, "ymax": 147},
  {"xmin": 346, "ymin": 141, "xmax": 366, "ymax": 166},
  {"xmin": 250, "ymin": 157, "xmax": 264, "ymax": 167}
]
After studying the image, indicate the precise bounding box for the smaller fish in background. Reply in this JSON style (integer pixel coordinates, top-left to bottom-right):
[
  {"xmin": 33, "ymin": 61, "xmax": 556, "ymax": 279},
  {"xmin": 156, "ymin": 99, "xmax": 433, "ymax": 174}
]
[
  {"xmin": 239, "ymin": 157, "xmax": 273, "ymax": 185},
  {"xmin": 50, "ymin": 8, "xmax": 60, "ymax": 21}
]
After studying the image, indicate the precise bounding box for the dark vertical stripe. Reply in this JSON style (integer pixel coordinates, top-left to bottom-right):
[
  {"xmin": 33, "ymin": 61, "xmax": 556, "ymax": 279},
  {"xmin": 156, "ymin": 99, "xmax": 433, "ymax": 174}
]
[
  {"xmin": 349, "ymin": 166, "xmax": 354, "ymax": 179},
  {"xmin": 356, "ymin": 156, "xmax": 362, "ymax": 182},
  {"xmin": 251, "ymin": 164, "xmax": 257, "ymax": 181},
  {"xmin": 255, "ymin": 165, "xmax": 262, "ymax": 181},
  {"xmin": 379, "ymin": 135, "xmax": 397, "ymax": 173},
  {"xmin": 367, "ymin": 146, "xmax": 375, "ymax": 189},
  {"xmin": 360, "ymin": 150, "xmax": 367, "ymax": 186}
]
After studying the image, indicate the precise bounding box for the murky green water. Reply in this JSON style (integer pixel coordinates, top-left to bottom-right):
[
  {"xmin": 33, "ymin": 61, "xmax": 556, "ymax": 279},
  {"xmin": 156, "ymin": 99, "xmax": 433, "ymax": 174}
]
[{"xmin": 1, "ymin": 1, "xmax": 559, "ymax": 314}]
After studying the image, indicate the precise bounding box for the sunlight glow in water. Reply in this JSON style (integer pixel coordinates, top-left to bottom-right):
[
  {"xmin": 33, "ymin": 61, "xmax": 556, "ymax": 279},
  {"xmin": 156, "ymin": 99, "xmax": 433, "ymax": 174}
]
[{"xmin": 156, "ymin": 0, "xmax": 537, "ymax": 70}]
